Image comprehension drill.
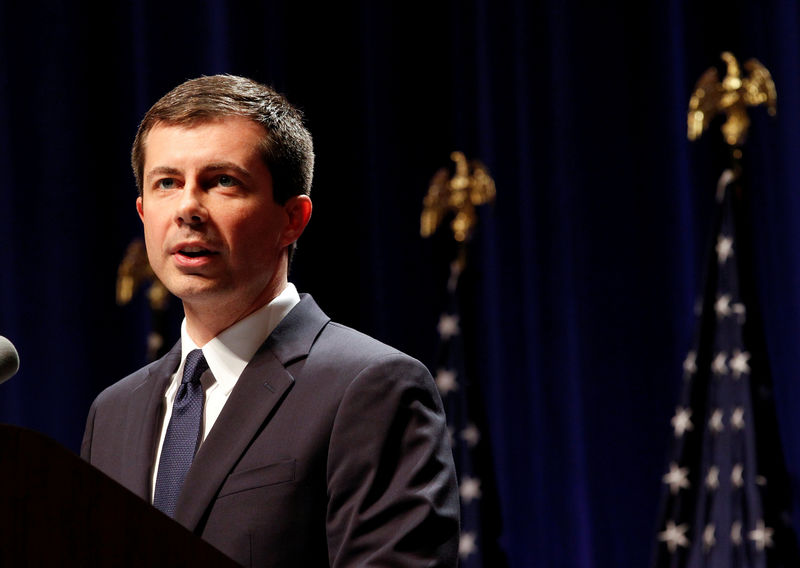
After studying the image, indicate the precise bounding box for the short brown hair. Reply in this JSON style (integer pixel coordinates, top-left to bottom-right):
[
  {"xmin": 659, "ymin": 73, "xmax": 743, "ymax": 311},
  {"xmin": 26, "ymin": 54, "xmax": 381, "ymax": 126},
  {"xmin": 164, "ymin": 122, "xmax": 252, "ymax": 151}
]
[{"xmin": 131, "ymin": 75, "xmax": 314, "ymax": 204}]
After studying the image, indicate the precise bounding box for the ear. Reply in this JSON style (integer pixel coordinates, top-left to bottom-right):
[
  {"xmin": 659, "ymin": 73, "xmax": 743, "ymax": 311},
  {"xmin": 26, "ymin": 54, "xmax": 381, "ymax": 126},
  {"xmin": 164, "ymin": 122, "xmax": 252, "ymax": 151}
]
[
  {"xmin": 136, "ymin": 196, "xmax": 144, "ymax": 222},
  {"xmin": 280, "ymin": 195, "xmax": 312, "ymax": 247}
]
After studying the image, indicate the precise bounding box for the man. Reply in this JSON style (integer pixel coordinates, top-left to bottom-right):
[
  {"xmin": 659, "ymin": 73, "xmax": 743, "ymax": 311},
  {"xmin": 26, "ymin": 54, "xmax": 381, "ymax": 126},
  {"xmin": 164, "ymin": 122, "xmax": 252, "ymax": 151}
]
[{"xmin": 81, "ymin": 75, "xmax": 460, "ymax": 567}]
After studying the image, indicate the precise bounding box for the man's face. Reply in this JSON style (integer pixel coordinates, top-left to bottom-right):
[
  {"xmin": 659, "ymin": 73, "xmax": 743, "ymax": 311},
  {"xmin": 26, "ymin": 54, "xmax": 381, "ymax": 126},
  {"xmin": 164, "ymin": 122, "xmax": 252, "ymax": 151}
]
[{"xmin": 137, "ymin": 116, "xmax": 298, "ymax": 317}]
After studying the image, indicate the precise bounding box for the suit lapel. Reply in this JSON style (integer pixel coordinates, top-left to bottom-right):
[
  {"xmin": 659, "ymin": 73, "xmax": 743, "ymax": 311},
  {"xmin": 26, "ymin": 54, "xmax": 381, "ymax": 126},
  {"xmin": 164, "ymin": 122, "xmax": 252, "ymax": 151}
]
[
  {"xmin": 120, "ymin": 343, "xmax": 181, "ymax": 499},
  {"xmin": 173, "ymin": 295, "xmax": 330, "ymax": 530}
]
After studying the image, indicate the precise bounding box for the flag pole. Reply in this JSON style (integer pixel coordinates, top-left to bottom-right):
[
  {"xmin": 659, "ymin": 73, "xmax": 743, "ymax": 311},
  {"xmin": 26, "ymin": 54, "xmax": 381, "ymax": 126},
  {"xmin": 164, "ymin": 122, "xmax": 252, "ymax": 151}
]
[
  {"xmin": 652, "ymin": 52, "xmax": 797, "ymax": 568},
  {"xmin": 421, "ymin": 152, "xmax": 505, "ymax": 567}
]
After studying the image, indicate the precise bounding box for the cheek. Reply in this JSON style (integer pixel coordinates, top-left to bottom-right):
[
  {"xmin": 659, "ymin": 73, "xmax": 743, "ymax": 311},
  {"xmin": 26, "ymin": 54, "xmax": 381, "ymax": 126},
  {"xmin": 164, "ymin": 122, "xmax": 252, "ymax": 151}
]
[
  {"xmin": 234, "ymin": 226, "xmax": 278, "ymax": 263},
  {"xmin": 233, "ymin": 232, "xmax": 283, "ymax": 276},
  {"xmin": 141, "ymin": 210, "xmax": 170, "ymax": 255},
  {"xmin": 142, "ymin": 226, "xmax": 162, "ymax": 266},
  {"xmin": 227, "ymin": 209, "xmax": 285, "ymax": 253}
]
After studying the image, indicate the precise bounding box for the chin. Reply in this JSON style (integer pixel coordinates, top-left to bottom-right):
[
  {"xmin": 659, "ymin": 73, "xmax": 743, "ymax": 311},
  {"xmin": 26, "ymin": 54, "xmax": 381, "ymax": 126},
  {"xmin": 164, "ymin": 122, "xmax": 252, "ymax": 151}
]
[{"xmin": 162, "ymin": 276, "xmax": 223, "ymax": 302}]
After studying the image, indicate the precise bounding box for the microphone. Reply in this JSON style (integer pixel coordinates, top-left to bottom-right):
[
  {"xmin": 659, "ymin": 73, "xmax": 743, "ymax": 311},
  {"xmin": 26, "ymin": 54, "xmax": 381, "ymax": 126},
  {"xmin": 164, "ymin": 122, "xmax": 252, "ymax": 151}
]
[{"xmin": 0, "ymin": 336, "xmax": 20, "ymax": 384}]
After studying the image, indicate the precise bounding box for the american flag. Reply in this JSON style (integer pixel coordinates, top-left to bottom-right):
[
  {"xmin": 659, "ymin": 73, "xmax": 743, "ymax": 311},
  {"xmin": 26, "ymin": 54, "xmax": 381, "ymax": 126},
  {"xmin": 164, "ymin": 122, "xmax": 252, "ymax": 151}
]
[
  {"xmin": 652, "ymin": 171, "xmax": 799, "ymax": 567},
  {"xmin": 434, "ymin": 252, "xmax": 507, "ymax": 568}
]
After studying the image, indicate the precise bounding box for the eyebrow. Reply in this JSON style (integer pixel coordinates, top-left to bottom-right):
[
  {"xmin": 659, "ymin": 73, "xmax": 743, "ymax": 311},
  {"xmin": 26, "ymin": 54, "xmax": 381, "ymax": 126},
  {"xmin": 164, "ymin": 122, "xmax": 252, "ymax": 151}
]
[
  {"xmin": 145, "ymin": 166, "xmax": 182, "ymax": 180},
  {"xmin": 145, "ymin": 162, "xmax": 254, "ymax": 182},
  {"xmin": 202, "ymin": 162, "xmax": 254, "ymax": 181}
]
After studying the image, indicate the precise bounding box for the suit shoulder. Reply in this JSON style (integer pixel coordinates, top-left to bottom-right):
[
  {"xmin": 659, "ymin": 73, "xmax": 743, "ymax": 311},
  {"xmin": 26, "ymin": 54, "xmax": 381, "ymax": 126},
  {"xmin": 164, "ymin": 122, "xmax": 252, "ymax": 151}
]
[
  {"xmin": 318, "ymin": 321, "xmax": 425, "ymax": 368},
  {"xmin": 91, "ymin": 359, "xmax": 163, "ymax": 408},
  {"xmin": 299, "ymin": 320, "xmax": 435, "ymax": 397}
]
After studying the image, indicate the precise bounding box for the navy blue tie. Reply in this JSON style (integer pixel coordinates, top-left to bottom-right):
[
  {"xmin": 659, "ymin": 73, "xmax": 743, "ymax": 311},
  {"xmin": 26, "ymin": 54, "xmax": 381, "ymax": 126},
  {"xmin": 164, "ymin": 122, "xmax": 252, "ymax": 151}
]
[{"xmin": 153, "ymin": 349, "xmax": 208, "ymax": 517}]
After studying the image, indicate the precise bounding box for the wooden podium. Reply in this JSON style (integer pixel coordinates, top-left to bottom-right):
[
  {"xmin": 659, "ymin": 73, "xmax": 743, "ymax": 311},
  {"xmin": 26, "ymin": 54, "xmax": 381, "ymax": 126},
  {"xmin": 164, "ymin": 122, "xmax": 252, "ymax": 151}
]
[{"xmin": 0, "ymin": 424, "xmax": 239, "ymax": 566}]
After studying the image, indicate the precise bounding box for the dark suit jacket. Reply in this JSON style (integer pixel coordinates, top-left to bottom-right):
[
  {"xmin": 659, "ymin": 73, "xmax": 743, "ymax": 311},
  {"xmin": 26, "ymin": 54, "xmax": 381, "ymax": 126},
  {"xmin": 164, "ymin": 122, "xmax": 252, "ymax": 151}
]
[{"xmin": 81, "ymin": 295, "xmax": 460, "ymax": 567}]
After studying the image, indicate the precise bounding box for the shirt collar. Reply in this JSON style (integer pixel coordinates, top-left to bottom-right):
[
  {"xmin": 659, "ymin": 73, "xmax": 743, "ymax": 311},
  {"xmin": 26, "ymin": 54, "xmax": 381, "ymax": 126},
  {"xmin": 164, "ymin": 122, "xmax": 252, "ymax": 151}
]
[{"xmin": 179, "ymin": 283, "xmax": 301, "ymax": 393}]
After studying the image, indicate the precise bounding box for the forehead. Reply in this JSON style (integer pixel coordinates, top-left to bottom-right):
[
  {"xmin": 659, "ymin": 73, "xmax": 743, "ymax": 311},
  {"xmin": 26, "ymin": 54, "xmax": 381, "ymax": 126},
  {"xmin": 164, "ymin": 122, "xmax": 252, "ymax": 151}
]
[{"xmin": 143, "ymin": 116, "xmax": 267, "ymax": 171}]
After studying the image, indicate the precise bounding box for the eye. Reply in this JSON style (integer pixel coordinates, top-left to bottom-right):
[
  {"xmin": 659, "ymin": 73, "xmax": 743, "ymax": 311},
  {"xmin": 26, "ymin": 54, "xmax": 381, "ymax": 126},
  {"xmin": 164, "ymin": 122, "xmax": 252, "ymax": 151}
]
[
  {"xmin": 218, "ymin": 175, "xmax": 238, "ymax": 187},
  {"xmin": 156, "ymin": 178, "xmax": 176, "ymax": 190}
]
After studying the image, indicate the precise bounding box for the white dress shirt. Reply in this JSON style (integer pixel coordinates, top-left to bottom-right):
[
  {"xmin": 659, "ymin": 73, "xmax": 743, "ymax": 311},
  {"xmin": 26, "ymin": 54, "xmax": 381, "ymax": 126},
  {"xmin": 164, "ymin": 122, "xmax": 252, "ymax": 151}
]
[{"xmin": 150, "ymin": 283, "xmax": 301, "ymax": 501}]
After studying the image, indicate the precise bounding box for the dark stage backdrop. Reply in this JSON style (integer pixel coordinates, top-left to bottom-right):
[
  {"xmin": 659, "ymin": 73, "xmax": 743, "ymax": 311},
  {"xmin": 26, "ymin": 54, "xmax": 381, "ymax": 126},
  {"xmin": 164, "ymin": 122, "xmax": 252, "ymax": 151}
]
[{"xmin": 1, "ymin": 1, "xmax": 799, "ymax": 566}]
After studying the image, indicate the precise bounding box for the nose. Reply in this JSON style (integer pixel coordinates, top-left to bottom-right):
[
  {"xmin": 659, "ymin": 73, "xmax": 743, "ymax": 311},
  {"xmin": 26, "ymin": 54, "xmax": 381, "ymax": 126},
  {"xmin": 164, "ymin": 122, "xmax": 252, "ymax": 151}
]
[{"xmin": 175, "ymin": 184, "xmax": 208, "ymax": 226}]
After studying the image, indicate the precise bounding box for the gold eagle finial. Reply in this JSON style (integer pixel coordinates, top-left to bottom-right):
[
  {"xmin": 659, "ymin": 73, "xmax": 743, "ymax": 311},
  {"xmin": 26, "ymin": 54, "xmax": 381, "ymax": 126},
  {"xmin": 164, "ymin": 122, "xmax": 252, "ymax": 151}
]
[
  {"xmin": 116, "ymin": 238, "xmax": 172, "ymax": 361},
  {"xmin": 420, "ymin": 151, "xmax": 496, "ymax": 242},
  {"xmin": 116, "ymin": 238, "xmax": 169, "ymax": 310},
  {"xmin": 688, "ymin": 51, "xmax": 776, "ymax": 146}
]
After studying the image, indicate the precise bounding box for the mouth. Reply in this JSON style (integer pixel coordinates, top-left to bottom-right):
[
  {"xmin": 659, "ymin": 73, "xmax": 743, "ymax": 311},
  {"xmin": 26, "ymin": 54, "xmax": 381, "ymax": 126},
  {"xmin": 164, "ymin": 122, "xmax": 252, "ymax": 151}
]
[
  {"xmin": 177, "ymin": 246, "xmax": 215, "ymax": 258},
  {"xmin": 171, "ymin": 243, "xmax": 219, "ymax": 267}
]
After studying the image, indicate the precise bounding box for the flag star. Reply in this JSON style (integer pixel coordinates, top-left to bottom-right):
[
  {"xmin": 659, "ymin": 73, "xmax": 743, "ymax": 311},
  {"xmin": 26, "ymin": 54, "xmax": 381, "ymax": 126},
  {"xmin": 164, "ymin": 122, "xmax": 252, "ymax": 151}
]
[
  {"xmin": 717, "ymin": 235, "xmax": 734, "ymax": 263},
  {"xmin": 460, "ymin": 476, "xmax": 482, "ymax": 504},
  {"xmin": 756, "ymin": 475, "xmax": 767, "ymax": 487},
  {"xmin": 732, "ymin": 302, "xmax": 746, "ymax": 323},
  {"xmin": 731, "ymin": 407, "xmax": 745, "ymax": 430},
  {"xmin": 460, "ymin": 423, "xmax": 481, "ymax": 447},
  {"xmin": 731, "ymin": 521, "xmax": 743, "ymax": 545},
  {"xmin": 436, "ymin": 369, "xmax": 459, "ymax": 395},
  {"xmin": 658, "ymin": 521, "xmax": 690, "ymax": 553},
  {"xmin": 663, "ymin": 463, "xmax": 691, "ymax": 495},
  {"xmin": 729, "ymin": 350, "xmax": 751, "ymax": 379},
  {"xmin": 749, "ymin": 520, "xmax": 774, "ymax": 551},
  {"xmin": 437, "ymin": 314, "xmax": 460, "ymax": 339},
  {"xmin": 706, "ymin": 466, "xmax": 720, "ymax": 491},
  {"xmin": 683, "ymin": 351, "xmax": 697, "ymax": 377},
  {"xmin": 703, "ymin": 524, "xmax": 716, "ymax": 551},
  {"xmin": 732, "ymin": 464, "xmax": 744, "ymax": 488},
  {"xmin": 459, "ymin": 531, "xmax": 477, "ymax": 559},
  {"xmin": 715, "ymin": 294, "xmax": 732, "ymax": 318},
  {"xmin": 711, "ymin": 352, "xmax": 728, "ymax": 376},
  {"xmin": 709, "ymin": 409, "xmax": 724, "ymax": 433},
  {"xmin": 671, "ymin": 407, "xmax": 694, "ymax": 438}
]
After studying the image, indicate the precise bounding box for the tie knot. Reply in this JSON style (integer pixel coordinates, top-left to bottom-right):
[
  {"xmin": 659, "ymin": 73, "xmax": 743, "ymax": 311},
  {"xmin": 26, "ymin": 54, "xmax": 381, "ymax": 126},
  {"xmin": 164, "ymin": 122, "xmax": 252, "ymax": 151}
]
[{"xmin": 182, "ymin": 349, "xmax": 208, "ymax": 385}]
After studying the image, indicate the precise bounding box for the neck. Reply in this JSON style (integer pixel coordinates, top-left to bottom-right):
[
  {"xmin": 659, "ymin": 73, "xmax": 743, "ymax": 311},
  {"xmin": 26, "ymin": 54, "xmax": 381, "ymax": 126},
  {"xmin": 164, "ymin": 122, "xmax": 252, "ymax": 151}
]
[{"xmin": 183, "ymin": 280, "xmax": 287, "ymax": 346}]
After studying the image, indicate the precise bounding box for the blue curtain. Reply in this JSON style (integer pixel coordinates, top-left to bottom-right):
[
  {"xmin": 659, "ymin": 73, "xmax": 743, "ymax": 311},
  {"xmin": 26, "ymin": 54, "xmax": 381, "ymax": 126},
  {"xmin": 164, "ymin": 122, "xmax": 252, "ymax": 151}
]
[{"xmin": 1, "ymin": 1, "xmax": 799, "ymax": 566}]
